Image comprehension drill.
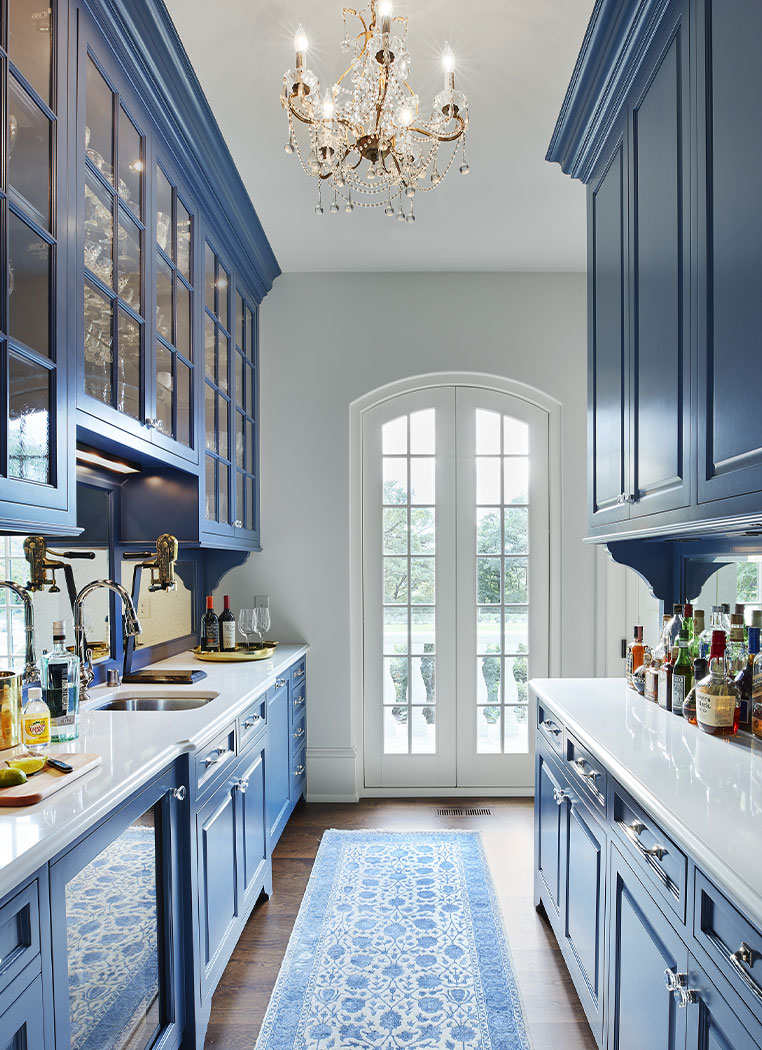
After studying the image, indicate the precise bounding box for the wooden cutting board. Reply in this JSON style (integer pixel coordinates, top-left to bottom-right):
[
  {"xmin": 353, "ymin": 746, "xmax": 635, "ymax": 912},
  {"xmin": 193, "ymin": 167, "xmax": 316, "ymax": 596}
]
[{"xmin": 0, "ymin": 753, "xmax": 102, "ymax": 806}]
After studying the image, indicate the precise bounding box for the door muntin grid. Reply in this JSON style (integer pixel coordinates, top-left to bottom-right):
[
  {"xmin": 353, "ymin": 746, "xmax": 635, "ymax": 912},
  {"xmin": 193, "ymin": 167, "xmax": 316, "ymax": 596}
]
[{"xmin": 381, "ymin": 408, "xmax": 437, "ymax": 756}]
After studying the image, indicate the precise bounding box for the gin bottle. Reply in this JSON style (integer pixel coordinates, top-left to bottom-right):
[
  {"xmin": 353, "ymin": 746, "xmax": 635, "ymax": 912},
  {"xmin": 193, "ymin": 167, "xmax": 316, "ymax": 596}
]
[{"xmin": 41, "ymin": 620, "xmax": 80, "ymax": 742}]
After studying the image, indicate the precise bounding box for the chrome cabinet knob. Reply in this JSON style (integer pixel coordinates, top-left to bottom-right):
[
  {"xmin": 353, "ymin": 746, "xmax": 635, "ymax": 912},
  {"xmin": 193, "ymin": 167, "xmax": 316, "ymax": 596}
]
[
  {"xmin": 663, "ymin": 970, "xmax": 696, "ymax": 1008},
  {"xmin": 275, "ymin": 678, "xmax": 287, "ymax": 688},
  {"xmin": 293, "ymin": 667, "xmax": 305, "ymax": 678},
  {"xmin": 233, "ymin": 519, "xmax": 243, "ymax": 528},
  {"xmin": 293, "ymin": 726, "xmax": 305, "ymax": 739},
  {"xmin": 244, "ymin": 714, "xmax": 261, "ymax": 729},
  {"xmin": 294, "ymin": 764, "xmax": 305, "ymax": 777},
  {"xmin": 171, "ymin": 786, "xmax": 186, "ymax": 801},
  {"xmin": 236, "ymin": 778, "xmax": 250, "ymax": 794},
  {"xmin": 552, "ymin": 786, "xmax": 570, "ymax": 806}
]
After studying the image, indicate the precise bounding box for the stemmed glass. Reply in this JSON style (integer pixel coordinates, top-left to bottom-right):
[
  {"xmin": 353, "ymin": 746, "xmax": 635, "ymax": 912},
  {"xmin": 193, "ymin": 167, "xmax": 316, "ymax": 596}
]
[
  {"xmin": 238, "ymin": 609, "xmax": 257, "ymax": 650},
  {"xmin": 255, "ymin": 606, "xmax": 271, "ymax": 647}
]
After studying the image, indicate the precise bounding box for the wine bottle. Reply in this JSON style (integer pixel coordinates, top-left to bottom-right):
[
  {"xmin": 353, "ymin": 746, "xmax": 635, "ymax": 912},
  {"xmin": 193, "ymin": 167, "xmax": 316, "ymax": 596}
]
[
  {"xmin": 220, "ymin": 595, "xmax": 236, "ymax": 652},
  {"xmin": 200, "ymin": 595, "xmax": 220, "ymax": 651}
]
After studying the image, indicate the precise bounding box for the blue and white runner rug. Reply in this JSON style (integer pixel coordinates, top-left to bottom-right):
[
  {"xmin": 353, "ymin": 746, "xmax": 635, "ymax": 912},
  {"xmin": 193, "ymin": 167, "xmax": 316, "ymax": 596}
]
[{"xmin": 255, "ymin": 830, "xmax": 531, "ymax": 1050}]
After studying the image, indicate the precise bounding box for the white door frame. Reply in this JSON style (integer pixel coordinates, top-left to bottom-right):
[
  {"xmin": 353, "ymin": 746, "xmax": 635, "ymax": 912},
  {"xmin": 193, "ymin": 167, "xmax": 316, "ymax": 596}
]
[{"xmin": 349, "ymin": 371, "xmax": 563, "ymax": 798}]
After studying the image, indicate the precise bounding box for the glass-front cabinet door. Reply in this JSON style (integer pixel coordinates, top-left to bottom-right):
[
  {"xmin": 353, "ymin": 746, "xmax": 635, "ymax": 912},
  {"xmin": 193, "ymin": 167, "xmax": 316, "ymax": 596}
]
[
  {"xmin": 203, "ymin": 240, "xmax": 233, "ymax": 534},
  {"xmin": 233, "ymin": 289, "xmax": 259, "ymax": 540},
  {"xmin": 0, "ymin": 0, "xmax": 73, "ymax": 527}
]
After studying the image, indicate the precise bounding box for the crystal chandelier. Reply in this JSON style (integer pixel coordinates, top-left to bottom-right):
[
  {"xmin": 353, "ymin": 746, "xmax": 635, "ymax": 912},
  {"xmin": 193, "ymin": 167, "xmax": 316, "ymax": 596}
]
[{"xmin": 281, "ymin": 1, "xmax": 469, "ymax": 221}]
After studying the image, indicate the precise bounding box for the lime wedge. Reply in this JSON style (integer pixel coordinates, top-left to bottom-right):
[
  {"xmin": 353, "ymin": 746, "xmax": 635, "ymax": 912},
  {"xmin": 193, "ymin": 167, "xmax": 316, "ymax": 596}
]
[
  {"xmin": 0, "ymin": 768, "xmax": 27, "ymax": 788},
  {"xmin": 7, "ymin": 757, "xmax": 45, "ymax": 775}
]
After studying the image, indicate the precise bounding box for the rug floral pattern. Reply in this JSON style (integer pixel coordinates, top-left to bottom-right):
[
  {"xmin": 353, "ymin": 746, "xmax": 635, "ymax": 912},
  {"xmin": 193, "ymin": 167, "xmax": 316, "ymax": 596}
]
[{"xmin": 256, "ymin": 831, "xmax": 529, "ymax": 1050}]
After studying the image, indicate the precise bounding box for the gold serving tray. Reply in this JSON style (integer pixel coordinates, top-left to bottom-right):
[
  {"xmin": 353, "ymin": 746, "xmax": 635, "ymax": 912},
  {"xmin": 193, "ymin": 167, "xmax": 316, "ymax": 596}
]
[{"xmin": 193, "ymin": 642, "xmax": 279, "ymax": 662}]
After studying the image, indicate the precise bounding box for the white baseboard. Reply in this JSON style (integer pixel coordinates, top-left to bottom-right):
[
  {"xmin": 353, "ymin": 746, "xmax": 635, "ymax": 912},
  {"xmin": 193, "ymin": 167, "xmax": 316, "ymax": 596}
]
[{"xmin": 306, "ymin": 747, "xmax": 359, "ymax": 803}]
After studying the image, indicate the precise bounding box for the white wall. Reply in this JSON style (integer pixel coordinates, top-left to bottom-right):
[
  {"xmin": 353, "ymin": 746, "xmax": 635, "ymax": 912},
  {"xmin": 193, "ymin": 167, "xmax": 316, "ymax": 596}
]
[{"xmin": 215, "ymin": 272, "xmax": 592, "ymax": 800}]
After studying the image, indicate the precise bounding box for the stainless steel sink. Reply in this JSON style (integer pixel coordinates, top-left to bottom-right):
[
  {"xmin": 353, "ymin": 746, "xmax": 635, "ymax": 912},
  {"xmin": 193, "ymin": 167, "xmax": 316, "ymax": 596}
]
[{"xmin": 96, "ymin": 692, "xmax": 218, "ymax": 712}]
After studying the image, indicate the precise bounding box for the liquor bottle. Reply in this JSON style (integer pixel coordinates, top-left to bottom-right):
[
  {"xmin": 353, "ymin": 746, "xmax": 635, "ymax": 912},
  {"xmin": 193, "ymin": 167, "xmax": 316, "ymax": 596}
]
[
  {"xmin": 666, "ymin": 603, "xmax": 684, "ymax": 646},
  {"xmin": 689, "ymin": 609, "xmax": 705, "ymax": 660},
  {"xmin": 645, "ymin": 615, "xmax": 670, "ymax": 702},
  {"xmin": 682, "ymin": 603, "xmax": 694, "ymax": 645},
  {"xmin": 41, "ymin": 621, "xmax": 80, "ymax": 743},
  {"xmin": 752, "ymin": 630, "xmax": 762, "ymax": 740},
  {"xmin": 726, "ymin": 613, "xmax": 748, "ymax": 677},
  {"xmin": 734, "ymin": 625, "xmax": 758, "ymax": 733},
  {"xmin": 671, "ymin": 629, "xmax": 693, "ymax": 718},
  {"xmin": 751, "ymin": 609, "xmax": 762, "ymax": 631},
  {"xmin": 683, "ymin": 658, "xmax": 707, "ymax": 726},
  {"xmin": 721, "ymin": 603, "xmax": 731, "ymax": 632},
  {"xmin": 657, "ymin": 641, "xmax": 675, "ymax": 711},
  {"xmin": 21, "ymin": 687, "xmax": 50, "ymax": 753},
  {"xmin": 735, "ymin": 603, "xmax": 748, "ymax": 645},
  {"xmin": 696, "ymin": 631, "xmax": 740, "ymax": 738},
  {"xmin": 219, "ymin": 595, "xmax": 236, "ymax": 652},
  {"xmin": 625, "ymin": 625, "xmax": 649, "ymax": 689},
  {"xmin": 699, "ymin": 606, "xmax": 726, "ymax": 659},
  {"xmin": 200, "ymin": 595, "xmax": 220, "ymax": 651}
]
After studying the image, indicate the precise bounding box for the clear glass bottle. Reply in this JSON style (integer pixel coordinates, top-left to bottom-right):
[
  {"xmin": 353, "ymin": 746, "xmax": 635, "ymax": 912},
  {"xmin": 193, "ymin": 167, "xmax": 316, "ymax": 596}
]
[
  {"xmin": 689, "ymin": 609, "xmax": 705, "ymax": 661},
  {"xmin": 645, "ymin": 615, "xmax": 670, "ymax": 702},
  {"xmin": 626, "ymin": 625, "xmax": 649, "ymax": 689},
  {"xmin": 752, "ymin": 630, "xmax": 762, "ymax": 740},
  {"xmin": 735, "ymin": 625, "xmax": 758, "ymax": 733},
  {"xmin": 726, "ymin": 613, "xmax": 748, "ymax": 677},
  {"xmin": 721, "ymin": 603, "xmax": 731, "ymax": 632},
  {"xmin": 699, "ymin": 606, "xmax": 726, "ymax": 660},
  {"xmin": 41, "ymin": 620, "xmax": 80, "ymax": 742},
  {"xmin": 658, "ymin": 642, "xmax": 675, "ymax": 711},
  {"xmin": 21, "ymin": 686, "xmax": 50, "ymax": 753},
  {"xmin": 671, "ymin": 629, "xmax": 693, "ymax": 718},
  {"xmin": 735, "ymin": 603, "xmax": 748, "ymax": 645},
  {"xmin": 696, "ymin": 630, "xmax": 740, "ymax": 738},
  {"xmin": 666, "ymin": 603, "xmax": 684, "ymax": 647},
  {"xmin": 683, "ymin": 657, "xmax": 707, "ymax": 726}
]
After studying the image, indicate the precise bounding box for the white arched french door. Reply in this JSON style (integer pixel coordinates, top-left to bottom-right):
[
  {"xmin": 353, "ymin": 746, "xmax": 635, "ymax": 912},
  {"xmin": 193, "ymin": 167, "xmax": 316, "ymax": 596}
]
[{"xmin": 362, "ymin": 384, "xmax": 550, "ymax": 790}]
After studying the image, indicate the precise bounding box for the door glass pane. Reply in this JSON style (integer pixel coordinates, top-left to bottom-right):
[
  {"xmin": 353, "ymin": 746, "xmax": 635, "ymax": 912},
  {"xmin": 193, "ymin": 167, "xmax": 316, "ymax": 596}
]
[
  {"xmin": 384, "ymin": 607, "xmax": 407, "ymax": 654},
  {"xmin": 175, "ymin": 280, "xmax": 190, "ymax": 359},
  {"xmin": 383, "ymin": 458, "xmax": 407, "ymax": 502},
  {"xmin": 84, "ymin": 178, "xmax": 113, "ymax": 286},
  {"xmin": 247, "ymin": 306, "xmax": 256, "ymax": 362},
  {"xmin": 410, "ymin": 458, "xmax": 434, "ymax": 504},
  {"xmin": 411, "ymin": 706, "xmax": 435, "ymax": 753},
  {"xmin": 217, "ymin": 269, "xmax": 228, "ymax": 329},
  {"xmin": 155, "ymin": 342, "xmax": 172, "ymax": 436},
  {"xmin": 117, "ymin": 310, "xmax": 140, "ymax": 419},
  {"xmin": 204, "ymin": 244, "xmax": 215, "ymax": 313},
  {"xmin": 156, "ymin": 165, "xmax": 172, "ymax": 256},
  {"xmin": 205, "ymin": 455, "xmax": 216, "ymax": 520},
  {"xmin": 504, "ymin": 705, "xmax": 529, "ymax": 753},
  {"xmin": 219, "ymin": 463, "xmax": 229, "ymax": 523},
  {"xmin": 8, "ymin": 0, "xmax": 52, "ymax": 103},
  {"xmin": 65, "ymin": 808, "xmax": 161, "ymax": 1050},
  {"xmin": 218, "ymin": 334, "xmax": 229, "ymax": 395},
  {"xmin": 205, "ymin": 316, "xmax": 215, "ymax": 380},
  {"xmin": 384, "ymin": 707, "xmax": 408, "ymax": 754},
  {"xmin": 8, "ymin": 354, "xmax": 49, "ymax": 483},
  {"xmin": 155, "ymin": 254, "xmax": 172, "ymax": 341},
  {"xmin": 409, "ymin": 559, "xmax": 434, "ymax": 604},
  {"xmin": 217, "ymin": 396, "xmax": 228, "ymax": 460},
  {"xmin": 86, "ymin": 56, "xmax": 114, "ymax": 185},
  {"xmin": 237, "ymin": 353, "xmax": 246, "ymax": 413},
  {"xmin": 504, "ymin": 457, "xmax": 528, "ymax": 504},
  {"xmin": 176, "ymin": 359, "xmax": 191, "ymax": 447},
  {"xmin": 118, "ymin": 210, "xmax": 141, "ymax": 312},
  {"xmin": 118, "ymin": 108, "xmax": 142, "ymax": 219},
  {"xmin": 476, "ymin": 509, "xmax": 500, "ymax": 554},
  {"xmin": 383, "ymin": 507, "xmax": 407, "ymax": 554},
  {"xmin": 8, "ymin": 76, "xmax": 51, "ymax": 225},
  {"xmin": 236, "ymin": 472, "xmax": 244, "ymax": 530},
  {"xmin": 247, "ymin": 420, "xmax": 255, "ymax": 475},
  {"xmin": 477, "ymin": 706, "xmax": 502, "ymax": 753},
  {"xmin": 410, "ymin": 507, "xmax": 435, "ymax": 553},
  {"xmin": 235, "ymin": 411, "xmax": 245, "ymax": 469},
  {"xmin": 8, "ymin": 212, "xmax": 50, "ymax": 357},
  {"xmin": 409, "ymin": 409, "xmax": 435, "ymax": 454},
  {"xmin": 84, "ymin": 283, "xmax": 113, "ymax": 402},
  {"xmin": 205, "ymin": 384, "xmax": 215, "ymax": 451},
  {"xmin": 476, "ymin": 457, "xmax": 501, "ymax": 504},
  {"xmin": 504, "ymin": 557, "xmax": 528, "ymax": 603},
  {"xmin": 504, "ymin": 416, "xmax": 529, "ymax": 454},
  {"xmin": 176, "ymin": 199, "xmax": 191, "ymax": 281},
  {"xmin": 237, "ymin": 291, "xmax": 244, "ymax": 349},
  {"xmin": 244, "ymin": 475, "xmax": 254, "ymax": 530},
  {"xmin": 410, "ymin": 608, "xmax": 435, "ymax": 653},
  {"xmin": 476, "ymin": 409, "xmax": 501, "ymax": 454},
  {"xmin": 504, "ymin": 507, "xmax": 528, "ymax": 554}
]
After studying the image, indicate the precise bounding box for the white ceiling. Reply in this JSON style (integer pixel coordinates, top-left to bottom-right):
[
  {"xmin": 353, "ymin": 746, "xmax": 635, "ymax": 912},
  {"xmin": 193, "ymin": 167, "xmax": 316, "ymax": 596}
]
[{"xmin": 163, "ymin": 0, "xmax": 592, "ymax": 273}]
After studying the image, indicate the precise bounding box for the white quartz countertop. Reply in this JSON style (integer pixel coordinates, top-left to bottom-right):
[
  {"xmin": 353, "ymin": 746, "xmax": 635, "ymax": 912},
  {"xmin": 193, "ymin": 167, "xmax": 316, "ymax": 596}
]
[
  {"xmin": 0, "ymin": 643, "xmax": 308, "ymax": 901},
  {"xmin": 531, "ymin": 677, "xmax": 762, "ymax": 929}
]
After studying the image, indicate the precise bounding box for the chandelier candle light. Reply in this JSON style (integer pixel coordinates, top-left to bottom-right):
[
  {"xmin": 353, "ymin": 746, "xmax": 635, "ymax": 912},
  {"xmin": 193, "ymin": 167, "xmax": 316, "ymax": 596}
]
[{"xmin": 282, "ymin": 1, "xmax": 469, "ymax": 221}]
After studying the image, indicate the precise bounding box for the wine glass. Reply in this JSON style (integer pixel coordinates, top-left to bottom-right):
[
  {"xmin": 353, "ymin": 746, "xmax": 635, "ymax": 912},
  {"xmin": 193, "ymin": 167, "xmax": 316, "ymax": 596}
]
[
  {"xmin": 238, "ymin": 609, "xmax": 257, "ymax": 651},
  {"xmin": 256, "ymin": 606, "xmax": 271, "ymax": 648}
]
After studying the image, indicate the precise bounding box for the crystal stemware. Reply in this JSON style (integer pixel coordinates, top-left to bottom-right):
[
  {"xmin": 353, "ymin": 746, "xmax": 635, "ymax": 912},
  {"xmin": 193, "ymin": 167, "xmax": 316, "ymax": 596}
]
[
  {"xmin": 256, "ymin": 606, "xmax": 271, "ymax": 647},
  {"xmin": 238, "ymin": 609, "xmax": 257, "ymax": 651}
]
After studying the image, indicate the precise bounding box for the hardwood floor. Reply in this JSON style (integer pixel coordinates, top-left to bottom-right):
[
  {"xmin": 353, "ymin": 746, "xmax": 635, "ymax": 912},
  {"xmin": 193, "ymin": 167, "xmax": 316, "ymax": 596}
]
[{"xmin": 203, "ymin": 798, "xmax": 597, "ymax": 1050}]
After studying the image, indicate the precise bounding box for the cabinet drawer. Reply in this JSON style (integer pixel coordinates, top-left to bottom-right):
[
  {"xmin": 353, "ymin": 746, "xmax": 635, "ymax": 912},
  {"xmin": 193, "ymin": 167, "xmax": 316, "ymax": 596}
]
[
  {"xmin": 0, "ymin": 971, "xmax": 45, "ymax": 1049},
  {"xmin": 537, "ymin": 702, "xmax": 563, "ymax": 755},
  {"xmin": 238, "ymin": 695, "xmax": 267, "ymax": 752},
  {"xmin": 290, "ymin": 657, "xmax": 306, "ymax": 688},
  {"xmin": 694, "ymin": 870, "xmax": 762, "ymax": 1020},
  {"xmin": 195, "ymin": 724, "xmax": 237, "ymax": 797},
  {"xmin": 290, "ymin": 706, "xmax": 306, "ymax": 755},
  {"xmin": 612, "ymin": 786, "xmax": 687, "ymax": 922},
  {"xmin": 0, "ymin": 881, "xmax": 40, "ymax": 997},
  {"xmin": 565, "ymin": 734, "xmax": 606, "ymax": 813},
  {"xmin": 291, "ymin": 681, "xmax": 306, "ymax": 719},
  {"xmin": 292, "ymin": 744, "xmax": 306, "ymax": 787}
]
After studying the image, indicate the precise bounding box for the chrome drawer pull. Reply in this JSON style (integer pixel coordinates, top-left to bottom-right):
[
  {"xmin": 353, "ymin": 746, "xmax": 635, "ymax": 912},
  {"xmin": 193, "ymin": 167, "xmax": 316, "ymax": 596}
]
[
  {"xmin": 294, "ymin": 695, "xmax": 305, "ymax": 706},
  {"xmin": 244, "ymin": 714, "xmax": 262, "ymax": 729},
  {"xmin": 552, "ymin": 786, "xmax": 570, "ymax": 806},
  {"xmin": 623, "ymin": 819, "xmax": 668, "ymax": 861},
  {"xmin": 574, "ymin": 756, "xmax": 601, "ymax": 780},
  {"xmin": 541, "ymin": 719, "xmax": 561, "ymax": 737},
  {"xmin": 727, "ymin": 942, "xmax": 762, "ymax": 1000},
  {"xmin": 276, "ymin": 678, "xmax": 287, "ymax": 688},
  {"xmin": 203, "ymin": 746, "xmax": 229, "ymax": 768},
  {"xmin": 293, "ymin": 667, "xmax": 305, "ymax": 678},
  {"xmin": 236, "ymin": 778, "xmax": 249, "ymax": 794},
  {"xmin": 172, "ymin": 786, "xmax": 186, "ymax": 802},
  {"xmin": 294, "ymin": 764, "xmax": 305, "ymax": 776},
  {"xmin": 293, "ymin": 726, "xmax": 305, "ymax": 739}
]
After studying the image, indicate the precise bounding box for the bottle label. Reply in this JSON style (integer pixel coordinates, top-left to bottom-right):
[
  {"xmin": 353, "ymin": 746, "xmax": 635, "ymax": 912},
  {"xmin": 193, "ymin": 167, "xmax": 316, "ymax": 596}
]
[
  {"xmin": 657, "ymin": 672, "xmax": 670, "ymax": 708},
  {"xmin": 696, "ymin": 688, "xmax": 735, "ymax": 728},
  {"xmin": 645, "ymin": 669, "xmax": 659, "ymax": 702},
  {"xmin": 753, "ymin": 670, "xmax": 762, "ymax": 700},
  {"xmin": 672, "ymin": 676, "xmax": 687, "ymax": 712},
  {"xmin": 22, "ymin": 714, "xmax": 50, "ymax": 746},
  {"xmin": 222, "ymin": 622, "xmax": 236, "ymax": 650}
]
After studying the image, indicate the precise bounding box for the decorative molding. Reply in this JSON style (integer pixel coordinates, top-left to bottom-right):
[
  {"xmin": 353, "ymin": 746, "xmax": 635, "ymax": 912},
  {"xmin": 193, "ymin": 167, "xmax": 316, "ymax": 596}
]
[
  {"xmin": 306, "ymin": 748, "xmax": 359, "ymax": 803},
  {"xmin": 546, "ymin": 0, "xmax": 672, "ymax": 182}
]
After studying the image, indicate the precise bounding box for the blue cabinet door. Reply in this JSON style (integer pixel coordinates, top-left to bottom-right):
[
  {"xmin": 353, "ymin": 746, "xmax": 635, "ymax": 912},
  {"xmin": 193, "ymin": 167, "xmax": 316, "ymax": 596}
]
[
  {"xmin": 608, "ymin": 845, "xmax": 687, "ymax": 1050},
  {"xmin": 696, "ymin": 0, "xmax": 762, "ymax": 505},
  {"xmin": 237, "ymin": 744, "xmax": 267, "ymax": 909},
  {"xmin": 628, "ymin": 0, "xmax": 691, "ymax": 519},
  {"xmin": 563, "ymin": 794, "xmax": 606, "ymax": 1044},
  {"xmin": 0, "ymin": 973, "xmax": 45, "ymax": 1049},
  {"xmin": 685, "ymin": 954, "xmax": 760, "ymax": 1050},
  {"xmin": 535, "ymin": 748, "xmax": 564, "ymax": 923},
  {"xmin": 196, "ymin": 778, "xmax": 238, "ymax": 1001},
  {"xmin": 265, "ymin": 678, "xmax": 291, "ymax": 852},
  {"xmin": 587, "ymin": 126, "xmax": 630, "ymax": 528}
]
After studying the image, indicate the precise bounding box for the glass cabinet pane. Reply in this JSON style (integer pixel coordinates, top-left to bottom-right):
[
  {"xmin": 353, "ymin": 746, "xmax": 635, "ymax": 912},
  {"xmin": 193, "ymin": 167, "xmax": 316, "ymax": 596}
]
[
  {"xmin": 175, "ymin": 280, "xmax": 190, "ymax": 358},
  {"xmin": 117, "ymin": 310, "xmax": 140, "ymax": 419},
  {"xmin": 8, "ymin": 76, "xmax": 52, "ymax": 225},
  {"xmin": 8, "ymin": 211, "xmax": 50, "ymax": 357},
  {"xmin": 118, "ymin": 210, "xmax": 141, "ymax": 311},
  {"xmin": 8, "ymin": 0, "xmax": 52, "ymax": 104},
  {"xmin": 236, "ymin": 291, "xmax": 244, "ymax": 348},
  {"xmin": 218, "ymin": 334, "xmax": 229, "ymax": 394},
  {"xmin": 176, "ymin": 359, "xmax": 191, "ymax": 447},
  {"xmin": 205, "ymin": 456, "xmax": 216, "ymax": 519},
  {"xmin": 205, "ymin": 384, "xmax": 215, "ymax": 451},
  {"xmin": 176, "ymin": 199, "xmax": 191, "ymax": 281},
  {"xmin": 218, "ymin": 269, "xmax": 228, "ymax": 329},
  {"xmin": 155, "ymin": 341, "xmax": 172, "ymax": 435},
  {"xmin": 84, "ymin": 283, "xmax": 113, "ymax": 402},
  {"xmin": 8, "ymin": 353, "xmax": 50, "ymax": 483},
  {"xmin": 118, "ymin": 107, "xmax": 142, "ymax": 219},
  {"xmin": 64, "ymin": 809, "xmax": 162, "ymax": 1050},
  {"xmin": 205, "ymin": 315, "xmax": 215, "ymax": 380},
  {"xmin": 156, "ymin": 165, "xmax": 172, "ymax": 256},
  {"xmin": 156, "ymin": 255, "xmax": 172, "ymax": 341},
  {"xmin": 85, "ymin": 178, "xmax": 113, "ymax": 286},
  {"xmin": 86, "ymin": 56, "xmax": 114, "ymax": 185},
  {"xmin": 218, "ymin": 396, "xmax": 228, "ymax": 460},
  {"xmin": 219, "ymin": 463, "xmax": 229, "ymax": 523},
  {"xmin": 204, "ymin": 244, "xmax": 215, "ymax": 313}
]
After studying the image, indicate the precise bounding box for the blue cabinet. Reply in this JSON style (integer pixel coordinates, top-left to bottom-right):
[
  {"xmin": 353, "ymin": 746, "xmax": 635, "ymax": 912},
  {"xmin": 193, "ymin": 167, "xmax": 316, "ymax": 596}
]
[
  {"xmin": 0, "ymin": 973, "xmax": 46, "ymax": 1050},
  {"xmin": 238, "ymin": 743, "xmax": 268, "ymax": 909},
  {"xmin": 535, "ymin": 748, "xmax": 564, "ymax": 920},
  {"xmin": 265, "ymin": 676, "xmax": 291, "ymax": 852}
]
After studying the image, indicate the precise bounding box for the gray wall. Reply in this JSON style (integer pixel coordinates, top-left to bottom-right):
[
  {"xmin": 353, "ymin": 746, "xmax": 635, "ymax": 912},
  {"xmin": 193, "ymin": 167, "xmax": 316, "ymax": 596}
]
[{"xmin": 216, "ymin": 271, "xmax": 592, "ymax": 798}]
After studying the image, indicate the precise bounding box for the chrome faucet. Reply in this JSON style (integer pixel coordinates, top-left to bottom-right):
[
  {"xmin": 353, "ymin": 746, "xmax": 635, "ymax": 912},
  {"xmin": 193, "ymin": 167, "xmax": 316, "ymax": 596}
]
[
  {"xmin": 0, "ymin": 581, "xmax": 38, "ymax": 684},
  {"xmin": 74, "ymin": 580, "xmax": 142, "ymax": 701}
]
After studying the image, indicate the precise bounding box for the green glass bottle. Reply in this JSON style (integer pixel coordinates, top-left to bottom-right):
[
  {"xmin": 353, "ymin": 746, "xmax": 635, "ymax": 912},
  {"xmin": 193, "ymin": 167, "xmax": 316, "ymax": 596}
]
[{"xmin": 671, "ymin": 627, "xmax": 693, "ymax": 718}]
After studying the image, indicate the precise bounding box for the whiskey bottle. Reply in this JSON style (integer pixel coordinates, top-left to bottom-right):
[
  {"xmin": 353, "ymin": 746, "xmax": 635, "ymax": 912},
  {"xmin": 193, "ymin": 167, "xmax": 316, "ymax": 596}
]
[
  {"xmin": 696, "ymin": 631, "xmax": 740, "ymax": 738},
  {"xmin": 671, "ymin": 629, "xmax": 693, "ymax": 718},
  {"xmin": 657, "ymin": 643, "xmax": 675, "ymax": 711},
  {"xmin": 734, "ymin": 625, "xmax": 758, "ymax": 733},
  {"xmin": 200, "ymin": 595, "xmax": 220, "ymax": 652},
  {"xmin": 683, "ymin": 657, "xmax": 707, "ymax": 726},
  {"xmin": 645, "ymin": 615, "xmax": 670, "ymax": 703},
  {"xmin": 625, "ymin": 625, "xmax": 649, "ymax": 689}
]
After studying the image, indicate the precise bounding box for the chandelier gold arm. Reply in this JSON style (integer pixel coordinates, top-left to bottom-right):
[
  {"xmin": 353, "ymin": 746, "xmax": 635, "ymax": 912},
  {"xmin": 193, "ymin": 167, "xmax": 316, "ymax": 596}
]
[{"xmin": 408, "ymin": 113, "xmax": 466, "ymax": 143}]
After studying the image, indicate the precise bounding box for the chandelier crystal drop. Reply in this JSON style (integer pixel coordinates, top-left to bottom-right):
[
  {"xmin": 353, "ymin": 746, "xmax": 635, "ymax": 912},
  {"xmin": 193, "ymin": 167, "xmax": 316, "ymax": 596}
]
[{"xmin": 281, "ymin": 2, "xmax": 470, "ymax": 218}]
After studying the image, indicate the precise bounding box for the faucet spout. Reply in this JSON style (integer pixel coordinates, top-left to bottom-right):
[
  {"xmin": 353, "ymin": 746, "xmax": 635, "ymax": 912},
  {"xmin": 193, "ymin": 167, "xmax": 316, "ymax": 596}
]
[
  {"xmin": 74, "ymin": 580, "xmax": 142, "ymax": 701},
  {"xmin": 0, "ymin": 581, "xmax": 38, "ymax": 684}
]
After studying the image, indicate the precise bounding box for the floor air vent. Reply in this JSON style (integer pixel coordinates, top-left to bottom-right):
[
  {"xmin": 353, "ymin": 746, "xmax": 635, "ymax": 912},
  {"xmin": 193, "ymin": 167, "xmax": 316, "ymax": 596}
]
[{"xmin": 436, "ymin": 808, "xmax": 492, "ymax": 817}]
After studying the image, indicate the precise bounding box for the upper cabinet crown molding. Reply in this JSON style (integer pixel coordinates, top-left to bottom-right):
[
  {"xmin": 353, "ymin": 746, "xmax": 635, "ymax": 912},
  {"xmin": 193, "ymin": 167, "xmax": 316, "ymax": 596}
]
[
  {"xmin": 546, "ymin": 0, "xmax": 673, "ymax": 182},
  {"xmin": 83, "ymin": 0, "xmax": 280, "ymax": 301}
]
